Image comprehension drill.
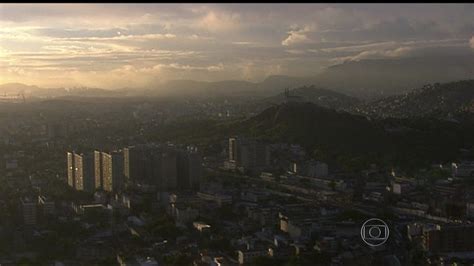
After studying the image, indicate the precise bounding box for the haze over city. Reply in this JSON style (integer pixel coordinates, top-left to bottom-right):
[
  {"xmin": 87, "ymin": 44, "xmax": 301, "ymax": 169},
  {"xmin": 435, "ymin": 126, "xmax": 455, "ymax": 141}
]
[{"xmin": 1, "ymin": 3, "xmax": 474, "ymax": 266}]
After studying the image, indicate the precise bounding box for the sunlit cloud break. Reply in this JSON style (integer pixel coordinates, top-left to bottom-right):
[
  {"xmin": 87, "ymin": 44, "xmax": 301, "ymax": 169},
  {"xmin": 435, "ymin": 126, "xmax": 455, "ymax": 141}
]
[{"xmin": 0, "ymin": 3, "xmax": 473, "ymax": 88}]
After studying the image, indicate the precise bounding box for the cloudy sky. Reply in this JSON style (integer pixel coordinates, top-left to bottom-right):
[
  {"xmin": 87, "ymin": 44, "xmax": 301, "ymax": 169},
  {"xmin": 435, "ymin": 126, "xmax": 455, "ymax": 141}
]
[{"xmin": 1, "ymin": 4, "xmax": 473, "ymax": 89}]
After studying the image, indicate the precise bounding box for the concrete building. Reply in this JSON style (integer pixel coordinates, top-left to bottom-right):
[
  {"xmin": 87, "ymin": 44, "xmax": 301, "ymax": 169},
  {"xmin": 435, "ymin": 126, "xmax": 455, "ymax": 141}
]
[
  {"xmin": 229, "ymin": 137, "xmax": 238, "ymax": 162},
  {"xmin": 93, "ymin": 150, "xmax": 103, "ymax": 189},
  {"xmin": 124, "ymin": 144, "xmax": 202, "ymax": 191},
  {"xmin": 149, "ymin": 150, "xmax": 177, "ymax": 191},
  {"xmin": 227, "ymin": 137, "xmax": 270, "ymax": 170},
  {"xmin": 124, "ymin": 144, "xmax": 161, "ymax": 184},
  {"xmin": 392, "ymin": 182, "xmax": 412, "ymax": 195},
  {"xmin": 67, "ymin": 151, "xmax": 95, "ymax": 192},
  {"xmin": 160, "ymin": 151, "xmax": 177, "ymax": 190},
  {"xmin": 21, "ymin": 197, "xmax": 37, "ymax": 226},
  {"xmin": 172, "ymin": 204, "xmax": 199, "ymax": 225},
  {"xmin": 102, "ymin": 152, "xmax": 113, "ymax": 192},
  {"xmin": 74, "ymin": 153, "xmax": 84, "ymax": 190},
  {"xmin": 307, "ymin": 161, "xmax": 328, "ymax": 178},
  {"xmin": 467, "ymin": 202, "xmax": 474, "ymax": 220},
  {"xmin": 292, "ymin": 160, "xmax": 328, "ymax": 178},
  {"xmin": 67, "ymin": 152, "xmax": 75, "ymax": 188},
  {"xmin": 123, "ymin": 147, "xmax": 131, "ymax": 182},
  {"xmin": 237, "ymin": 249, "xmax": 269, "ymax": 264},
  {"xmin": 73, "ymin": 152, "xmax": 95, "ymax": 192},
  {"xmin": 452, "ymin": 161, "xmax": 474, "ymax": 177},
  {"xmin": 38, "ymin": 195, "xmax": 55, "ymax": 216},
  {"xmin": 197, "ymin": 191, "xmax": 232, "ymax": 206},
  {"xmin": 102, "ymin": 151, "xmax": 125, "ymax": 192},
  {"xmin": 423, "ymin": 224, "xmax": 474, "ymax": 253},
  {"xmin": 177, "ymin": 146, "xmax": 202, "ymax": 190},
  {"xmin": 111, "ymin": 151, "xmax": 125, "ymax": 192},
  {"xmin": 124, "ymin": 146, "xmax": 148, "ymax": 183}
]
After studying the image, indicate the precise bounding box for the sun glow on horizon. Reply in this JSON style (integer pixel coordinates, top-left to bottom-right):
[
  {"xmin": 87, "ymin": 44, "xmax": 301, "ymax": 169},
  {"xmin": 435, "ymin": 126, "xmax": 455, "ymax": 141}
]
[{"xmin": 0, "ymin": 4, "xmax": 473, "ymax": 89}]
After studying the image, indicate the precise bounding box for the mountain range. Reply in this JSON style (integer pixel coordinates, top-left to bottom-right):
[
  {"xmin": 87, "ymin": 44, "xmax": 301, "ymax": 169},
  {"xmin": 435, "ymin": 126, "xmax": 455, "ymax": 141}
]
[
  {"xmin": 315, "ymin": 55, "xmax": 474, "ymax": 98},
  {"xmin": 3, "ymin": 54, "xmax": 473, "ymax": 100},
  {"xmin": 0, "ymin": 83, "xmax": 122, "ymax": 98},
  {"xmin": 149, "ymin": 54, "xmax": 474, "ymax": 99}
]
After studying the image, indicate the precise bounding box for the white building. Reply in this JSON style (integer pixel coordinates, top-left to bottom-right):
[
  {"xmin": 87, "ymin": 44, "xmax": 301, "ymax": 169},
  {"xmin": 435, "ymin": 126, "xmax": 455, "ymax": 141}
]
[{"xmin": 392, "ymin": 182, "xmax": 412, "ymax": 195}]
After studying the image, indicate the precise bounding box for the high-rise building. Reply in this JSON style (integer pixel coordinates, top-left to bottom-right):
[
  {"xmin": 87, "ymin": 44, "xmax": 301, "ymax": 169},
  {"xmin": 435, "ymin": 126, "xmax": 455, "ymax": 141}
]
[
  {"xmin": 124, "ymin": 145, "xmax": 159, "ymax": 184},
  {"xmin": 177, "ymin": 147, "xmax": 202, "ymax": 190},
  {"xmin": 229, "ymin": 137, "xmax": 238, "ymax": 162},
  {"xmin": 423, "ymin": 224, "xmax": 474, "ymax": 253},
  {"xmin": 111, "ymin": 151, "xmax": 125, "ymax": 192},
  {"xmin": 228, "ymin": 137, "xmax": 269, "ymax": 169},
  {"xmin": 144, "ymin": 150, "xmax": 156, "ymax": 185},
  {"xmin": 94, "ymin": 150, "xmax": 103, "ymax": 189},
  {"xmin": 74, "ymin": 153, "xmax": 84, "ymax": 190},
  {"xmin": 150, "ymin": 149, "xmax": 177, "ymax": 191},
  {"xmin": 67, "ymin": 151, "xmax": 95, "ymax": 192},
  {"xmin": 83, "ymin": 153, "xmax": 95, "ymax": 192},
  {"xmin": 38, "ymin": 195, "xmax": 55, "ymax": 216},
  {"xmin": 67, "ymin": 152, "xmax": 95, "ymax": 192},
  {"xmin": 101, "ymin": 151, "xmax": 125, "ymax": 192},
  {"xmin": 188, "ymin": 151, "xmax": 202, "ymax": 189},
  {"xmin": 123, "ymin": 147, "xmax": 131, "ymax": 181},
  {"xmin": 161, "ymin": 151, "xmax": 177, "ymax": 190},
  {"xmin": 292, "ymin": 160, "xmax": 329, "ymax": 178},
  {"xmin": 101, "ymin": 152, "xmax": 113, "ymax": 192},
  {"xmin": 21, "ymin": 197, "xmax": 37, "ymax": 226},
  {"xmin": 124, "ymin": 144, "xmax": 202, "ymax": 191},
  {"xmin": 67, "ymin": 152, "xmax": 75, "ymax": 188}
]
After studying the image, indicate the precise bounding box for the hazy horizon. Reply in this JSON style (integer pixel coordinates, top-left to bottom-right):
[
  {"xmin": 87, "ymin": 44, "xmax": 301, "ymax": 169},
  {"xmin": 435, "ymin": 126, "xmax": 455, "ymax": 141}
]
[{"xmin": 1, "ymin": 3, "xmax": 473, "ymax": 89}]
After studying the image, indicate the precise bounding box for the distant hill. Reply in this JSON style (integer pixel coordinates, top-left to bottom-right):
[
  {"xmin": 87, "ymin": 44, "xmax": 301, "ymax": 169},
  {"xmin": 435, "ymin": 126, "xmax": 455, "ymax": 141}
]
[
  {"xmin": 145, "ymin": 76, "xmax": 319, "ymax": 98},
  {"xmin": 148, "ymin": 79, "xmax": 258, "ymax": 98},
  {"xmin": 237, "ymin": 102, "xmax": 388, "ymax": 154},
  {"xmin": 352, "ymin": 80, "xmax": 474, "ymax": 119},
  {"xmin": 257, "ymin": 75, "xmax": 318, "ymax": 94},
  {"xmin": 142, "ymin": 55, "xmax": 474, "ymax": 99},
  {"xmin": 261, "ymin": 85, "xmax": 360, "ymax": 110},
  {"xmin": 315, "ymin": 55, "xmax": 474, "ymax": 98},
  {"xmin": 4, "ymin": 54, "xmax": 474, "ymax": 100},
  {"xmin": 0, "ymin": 83, "xmax": 123, "ymax": 98},
  {"xmin": 229, "ymin": 101, "xmax": 474, "ymax": 170},
  {"xmin": 0, "ymin": 83, "xmax": 40, "ymax": 94}
]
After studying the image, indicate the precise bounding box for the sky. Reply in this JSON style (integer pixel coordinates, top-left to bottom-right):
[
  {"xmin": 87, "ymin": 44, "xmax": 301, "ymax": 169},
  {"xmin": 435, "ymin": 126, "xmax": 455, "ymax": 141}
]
[{"xmin": 0, "ymin": 3, "xmax": 473, "ymax": 89}]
